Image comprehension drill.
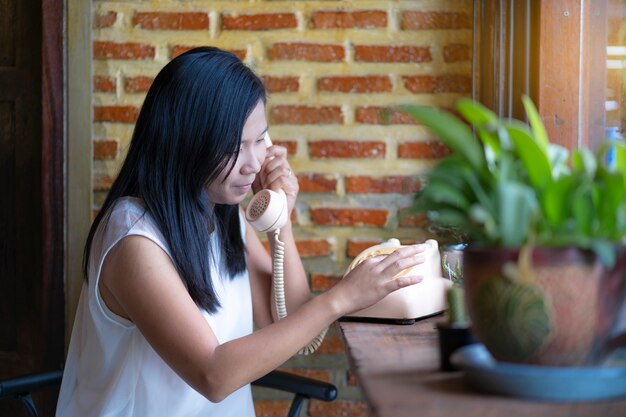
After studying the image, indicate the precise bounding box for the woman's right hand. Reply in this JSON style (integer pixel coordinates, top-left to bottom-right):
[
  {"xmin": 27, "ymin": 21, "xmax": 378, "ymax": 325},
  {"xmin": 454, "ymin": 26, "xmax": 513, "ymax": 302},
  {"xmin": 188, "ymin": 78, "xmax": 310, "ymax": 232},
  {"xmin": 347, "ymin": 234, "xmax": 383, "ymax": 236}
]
[{"xmin": 328, "ymin": 244, "xmax": 428, "ymax": 316}]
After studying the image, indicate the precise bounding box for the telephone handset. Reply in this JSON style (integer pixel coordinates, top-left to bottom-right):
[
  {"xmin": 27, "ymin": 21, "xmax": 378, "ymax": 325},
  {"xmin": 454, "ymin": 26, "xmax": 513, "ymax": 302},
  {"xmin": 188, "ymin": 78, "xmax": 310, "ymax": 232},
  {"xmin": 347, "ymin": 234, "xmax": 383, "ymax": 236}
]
[{"xmin": 245, "ymin": 133, "xmax": 327, "ymax": 355}]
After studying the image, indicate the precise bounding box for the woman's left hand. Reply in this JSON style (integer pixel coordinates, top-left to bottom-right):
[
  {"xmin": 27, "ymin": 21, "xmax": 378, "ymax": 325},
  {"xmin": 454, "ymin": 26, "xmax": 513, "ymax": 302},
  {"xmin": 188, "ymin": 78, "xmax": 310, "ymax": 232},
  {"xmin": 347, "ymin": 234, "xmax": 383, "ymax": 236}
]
[{"xmin": 252, "ymin": 144, "xmax": 298, "ymax": 215}]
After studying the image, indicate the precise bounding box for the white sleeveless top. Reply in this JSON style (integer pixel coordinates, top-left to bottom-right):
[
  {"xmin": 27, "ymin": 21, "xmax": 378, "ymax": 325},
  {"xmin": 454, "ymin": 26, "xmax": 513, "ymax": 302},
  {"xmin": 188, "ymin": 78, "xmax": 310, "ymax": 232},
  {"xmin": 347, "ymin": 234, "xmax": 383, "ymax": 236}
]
[{"xmin": 56, "ymin": 197, "xmax": 255, "ymax": 417}]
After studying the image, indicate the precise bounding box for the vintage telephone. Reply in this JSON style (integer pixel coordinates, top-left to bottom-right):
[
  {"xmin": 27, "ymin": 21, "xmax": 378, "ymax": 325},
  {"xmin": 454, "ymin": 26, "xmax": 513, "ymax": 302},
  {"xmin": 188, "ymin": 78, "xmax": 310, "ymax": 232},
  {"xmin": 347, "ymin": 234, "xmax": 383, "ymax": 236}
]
[
  {"xmin": 343, "ymin": 238, "xmax": 452, "ymax": 324},
  {"xmin": 246, "ymin": 134, "xmax": 451, "ymax": 351},
  {"xmin": 245, "ymin": 133, "xmax": 327, "ymax": 355}
]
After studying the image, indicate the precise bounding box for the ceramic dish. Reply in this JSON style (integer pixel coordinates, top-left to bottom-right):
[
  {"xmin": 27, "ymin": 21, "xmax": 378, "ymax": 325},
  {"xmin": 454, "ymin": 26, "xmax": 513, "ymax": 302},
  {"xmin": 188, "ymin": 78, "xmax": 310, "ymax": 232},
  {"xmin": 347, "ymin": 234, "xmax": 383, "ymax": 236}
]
[{"xmin": 450, "ymin": 344, "xmax": 626, "ymax": 402}]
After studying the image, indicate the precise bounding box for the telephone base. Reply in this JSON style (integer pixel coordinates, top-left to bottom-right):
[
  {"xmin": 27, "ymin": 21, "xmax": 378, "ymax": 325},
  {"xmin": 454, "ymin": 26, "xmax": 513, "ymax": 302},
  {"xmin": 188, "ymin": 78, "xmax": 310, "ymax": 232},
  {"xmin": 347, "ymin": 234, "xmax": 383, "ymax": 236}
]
[{"xmin": 342, "ymin": 239, "xmax": 453, "ymax": 324}]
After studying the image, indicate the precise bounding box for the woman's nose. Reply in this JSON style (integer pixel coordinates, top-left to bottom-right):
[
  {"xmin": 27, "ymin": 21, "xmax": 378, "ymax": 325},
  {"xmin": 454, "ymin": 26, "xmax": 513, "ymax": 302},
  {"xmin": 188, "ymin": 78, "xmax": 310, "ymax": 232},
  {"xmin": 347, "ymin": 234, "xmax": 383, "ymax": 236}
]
[{"xmin": 241, "ymin": 147, "xmax": 263, "ymax": 175}]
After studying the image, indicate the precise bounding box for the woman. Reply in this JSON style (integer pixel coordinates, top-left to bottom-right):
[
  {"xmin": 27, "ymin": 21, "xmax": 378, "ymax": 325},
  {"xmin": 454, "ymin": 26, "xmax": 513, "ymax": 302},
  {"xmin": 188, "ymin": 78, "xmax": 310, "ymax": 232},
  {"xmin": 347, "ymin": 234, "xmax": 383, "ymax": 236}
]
[{"xmin": 56, "ymin": 47, "xmax": 426, "ymax": 417}]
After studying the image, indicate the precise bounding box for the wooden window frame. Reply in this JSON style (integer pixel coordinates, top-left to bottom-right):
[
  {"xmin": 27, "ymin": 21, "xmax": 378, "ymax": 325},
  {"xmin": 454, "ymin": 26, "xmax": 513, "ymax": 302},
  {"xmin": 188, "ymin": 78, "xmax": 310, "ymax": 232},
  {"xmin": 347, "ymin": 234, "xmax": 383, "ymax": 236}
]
[{"xmin": 474, "ymin": 0, "xmax": 609, "ymax": 150}]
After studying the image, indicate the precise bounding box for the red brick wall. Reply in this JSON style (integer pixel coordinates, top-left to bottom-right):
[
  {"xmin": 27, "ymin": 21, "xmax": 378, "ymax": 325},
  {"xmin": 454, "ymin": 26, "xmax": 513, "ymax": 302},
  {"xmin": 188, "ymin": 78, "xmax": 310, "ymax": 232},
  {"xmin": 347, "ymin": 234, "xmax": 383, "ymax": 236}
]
[{"xmin": 91, "ymin": 1, "xmax": 473, "ymax": 415}]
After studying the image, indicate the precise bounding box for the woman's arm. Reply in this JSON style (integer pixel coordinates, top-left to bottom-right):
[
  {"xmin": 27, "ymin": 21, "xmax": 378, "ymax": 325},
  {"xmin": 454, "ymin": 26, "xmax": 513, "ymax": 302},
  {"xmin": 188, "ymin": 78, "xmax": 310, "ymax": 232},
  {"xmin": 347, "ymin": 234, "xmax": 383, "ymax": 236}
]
[{"xmin": 100, "ymin": 233, "xmax": 426, "ymax": 403}]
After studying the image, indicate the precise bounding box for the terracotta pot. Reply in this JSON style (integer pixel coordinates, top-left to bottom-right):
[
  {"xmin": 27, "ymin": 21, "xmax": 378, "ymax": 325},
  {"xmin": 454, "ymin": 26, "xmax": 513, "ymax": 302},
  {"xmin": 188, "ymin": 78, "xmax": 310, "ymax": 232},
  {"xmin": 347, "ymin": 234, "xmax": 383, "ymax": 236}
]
[
  {"xmin": 593, "ymin": 245, "xmax": 626, "ymax": 360},
  {"xmin": 463, "ymin": 246, "xmax": 626, "ymax": 366}
]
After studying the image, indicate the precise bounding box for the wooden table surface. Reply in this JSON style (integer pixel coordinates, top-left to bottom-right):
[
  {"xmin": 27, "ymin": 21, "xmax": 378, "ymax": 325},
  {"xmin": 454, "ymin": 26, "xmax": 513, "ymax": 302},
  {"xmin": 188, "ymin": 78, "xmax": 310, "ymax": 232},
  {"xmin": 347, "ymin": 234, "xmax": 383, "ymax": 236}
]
[{"xmin": 336, "ymin": 317, "xmax": 626, "ymax": 417}]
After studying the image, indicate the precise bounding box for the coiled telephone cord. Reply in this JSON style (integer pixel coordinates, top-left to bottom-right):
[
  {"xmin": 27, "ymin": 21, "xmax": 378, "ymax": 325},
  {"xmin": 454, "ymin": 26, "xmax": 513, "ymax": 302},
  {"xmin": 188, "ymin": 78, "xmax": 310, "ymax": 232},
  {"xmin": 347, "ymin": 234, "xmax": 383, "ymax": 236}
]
[{"xmin": 273, "ymin": 229, "xmax": 328, "ymax": 355}]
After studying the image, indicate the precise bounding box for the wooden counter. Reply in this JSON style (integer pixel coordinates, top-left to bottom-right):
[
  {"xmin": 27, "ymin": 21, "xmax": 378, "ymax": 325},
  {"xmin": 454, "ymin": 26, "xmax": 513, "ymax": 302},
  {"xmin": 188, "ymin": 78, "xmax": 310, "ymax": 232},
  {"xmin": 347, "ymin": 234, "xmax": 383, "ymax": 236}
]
[{"xmin": 336, "ymin": 317, "xmax": 626, "ymax": 417}]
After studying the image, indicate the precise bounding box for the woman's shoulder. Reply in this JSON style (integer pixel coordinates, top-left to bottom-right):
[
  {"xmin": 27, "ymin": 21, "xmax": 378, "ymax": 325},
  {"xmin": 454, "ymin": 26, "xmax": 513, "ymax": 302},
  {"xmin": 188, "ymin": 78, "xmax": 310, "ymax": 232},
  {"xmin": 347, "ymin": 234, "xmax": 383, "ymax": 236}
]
[
  {"xmin": 110, "ymin": 196, "xmax": 146, "ymax": 216},
  {"xmin": 105, "ymin": 197, "xmax": 160, "ymax": 240}
]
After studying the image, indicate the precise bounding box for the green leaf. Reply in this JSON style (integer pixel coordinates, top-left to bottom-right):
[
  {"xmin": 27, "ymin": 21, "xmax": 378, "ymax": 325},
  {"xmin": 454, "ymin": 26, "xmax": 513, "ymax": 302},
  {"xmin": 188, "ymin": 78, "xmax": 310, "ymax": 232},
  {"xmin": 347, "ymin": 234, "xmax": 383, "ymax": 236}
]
[
  {"xmin": 464, "ymin": 170, "xmax": 496, "ymax": 216},
  {"xmin": 541, "ymin": 175, "xmax": 575, "ymax": 226},
  {"xmin": 400, "ymin": 105, "xmax": 485, "ymax": 171},
  {"xmin": 571, "ymin": 148, "xmax": 597, "ymax": 179},
  {"xmin": 571, "ymin": 183, "xmax": 596, "ymax": 236},
  {"xmin": 521, "ymin": 95, "xmax": 549, "ymax": 152},
  {"xmin": 456, "ymin": 98, "xmax": 499, "ymax": 127},
  {"xmin": 506, "ymin": 121, "xmax": 552, "ymax": 191},
  {"xmin": 595, "ymin": 169, "xmax": 626, "ymax": 239},
  {"xmin": 613, "ymin": 141, "xmax": 626, "ymax": 189},
  {"xmin": 469, "ymin": 205, "xmax": 499, "ymax": 242},
  {"xmin": 478, "ymin": 130, "xmax": 502, "ymax": 165},
  {"xmin": 428, "ymin": 208, "xmax": 467, "ymax": 227},
  {"xmin": 548, "ymin": 144, "xmax": 570, "ymax": 178},
  {"xmin": 497, "ymin": 181, "xmax": 538, "ymax": 247},
  {"xmin": 419, "ymin": 181, "xmax": 470, "ymax": 210}
]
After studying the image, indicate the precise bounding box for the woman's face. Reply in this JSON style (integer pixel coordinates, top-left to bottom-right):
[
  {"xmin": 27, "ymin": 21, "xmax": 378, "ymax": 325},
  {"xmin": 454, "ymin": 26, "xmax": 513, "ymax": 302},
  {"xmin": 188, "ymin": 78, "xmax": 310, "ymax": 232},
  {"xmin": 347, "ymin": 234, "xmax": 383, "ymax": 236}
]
[{"xmin": 206, "ymin": 100, "xmax": 268, "ymax": 205}]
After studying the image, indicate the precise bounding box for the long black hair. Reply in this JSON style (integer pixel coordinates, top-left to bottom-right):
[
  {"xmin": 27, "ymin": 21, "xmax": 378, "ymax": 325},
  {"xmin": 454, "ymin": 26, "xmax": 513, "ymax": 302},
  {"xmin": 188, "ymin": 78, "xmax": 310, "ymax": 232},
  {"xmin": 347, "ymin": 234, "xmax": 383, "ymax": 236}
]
[{"xmin": 84, "ymin": 47, "xmax": 267, "ymax": 313}]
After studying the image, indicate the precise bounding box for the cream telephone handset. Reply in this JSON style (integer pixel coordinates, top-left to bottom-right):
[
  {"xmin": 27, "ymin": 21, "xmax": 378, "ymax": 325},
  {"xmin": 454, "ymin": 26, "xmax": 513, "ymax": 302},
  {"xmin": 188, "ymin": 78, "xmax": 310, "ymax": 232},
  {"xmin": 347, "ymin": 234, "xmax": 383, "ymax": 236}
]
[{"xmin": 245, "ymin": 133, "xmax": 327, "ymax": 355}]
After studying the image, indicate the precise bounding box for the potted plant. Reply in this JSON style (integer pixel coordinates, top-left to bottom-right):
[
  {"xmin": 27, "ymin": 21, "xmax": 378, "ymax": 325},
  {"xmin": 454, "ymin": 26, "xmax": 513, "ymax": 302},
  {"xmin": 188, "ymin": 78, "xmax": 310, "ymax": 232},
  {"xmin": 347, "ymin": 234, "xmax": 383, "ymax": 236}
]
[{"xmin": 402, "ymin": 96, "xmax": 626, "ymax": 366}]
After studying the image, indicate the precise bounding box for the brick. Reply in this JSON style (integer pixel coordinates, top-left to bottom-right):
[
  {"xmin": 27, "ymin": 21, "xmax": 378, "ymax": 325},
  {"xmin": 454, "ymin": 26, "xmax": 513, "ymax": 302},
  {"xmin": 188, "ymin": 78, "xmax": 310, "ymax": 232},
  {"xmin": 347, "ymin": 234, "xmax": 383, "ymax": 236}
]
[
  {"xmin": 298, "ymin": 173, "xmax": 337, "ymax": 193},
  {"xmin": 93, "ymin": 41, "xmax": 155, "ymax": 60},
  {"xmin": 346, "ymin": 240, "xmax": 382, "ymax": 258},
  {"xmin": 94, "ymin": 105, "xmax": 139, "ymax": 123},
  {"xmin": 93, "ymin": 174, "xmax": 114, "ymax": 191},
  {"xmin": 318, "ymin": 76, "xmax": 392, "ymax": 93},
  {"xmin": 268, "ymin": 42, "xmax": 345, "ymax": 62},
  {"xmin": 443, "ymin": 43, "xmax": 471, "ymax": 62},
  {"xmin": 309, "ymin": 400, "xmax": 374, "ymax": 417},
  {"xmin": 312, "ymin": 10, "xmax": 387, "ymax": 29},
  {"xmin": 261, "ymin": 76, "xmax": 299, "ymax": 93},
  {"xmin": 315, "ymin": 334, "xmax": 345, "ymax": 354},
  {"xmin": 355, "ymin": 106, "xmax": 417, "ymax": 125},
  {"xmin": 132, "ymin": 12, "xmax": 209, "ymax": 30},
  {"xmin": 271, "ymin": 139, "xmax": 297, "ymax": 155},
  {"xmin": 93, "ymin": 75, "xmax": 116, "ymax": 93},
  {"xmin": 93, "ymin": 139, "xmax": 118, "ymax": 160},
  {"xmin": 401, "ymin": 11, "xmax": 472, "ymax": 30},
  {"xmin": 398, "ymin": 208, "xmax": 429, "ymax": 228},
  {"xmin": 397, "ymin": 140, "xmax": 450, "ymax": 159},
  {"xmin": 345, "ymin": 175, "xmax": 421, "ymax": 194},
  {"xmin": 354, "ymin": 45, "xmax": 431, "ymax": 63},
  {"xmin": 254, "ymin": 400, "xmax": 291, "ymax": 417},
  {"xmin": 125, "ymin": 76, "xmax": 154, "ymax": 93},
  {"xmin": 222, "ymin": 13, "xmax": 297, "ymax": 30},
  {"xmin": 270, "ymin": 105, "xmax": 342, "ymax": 125},
  {"xmin": 403, "ymin": 75, "xmax": 472, "ymax": 94},
  {"xmin": 309, "ymin": 140, "xmax": 385, "ymax": 159},
  {"xmin": 295, "ymin": 239, "xmax": 333, "ymax": 257},
  {"xmin": 94, "ymin": 11, "xmax": 117, "ymax": 28},
  {"xmin": 171, "ymin": 45, "xmax": 246, "ymax": 60},
  {"xmin": 311, "ymin": 273, "xmax": 342, "ymax": 291},
  {"xmin": 310, "ymin": 208, "xmax": 388, "ymax": 227}
]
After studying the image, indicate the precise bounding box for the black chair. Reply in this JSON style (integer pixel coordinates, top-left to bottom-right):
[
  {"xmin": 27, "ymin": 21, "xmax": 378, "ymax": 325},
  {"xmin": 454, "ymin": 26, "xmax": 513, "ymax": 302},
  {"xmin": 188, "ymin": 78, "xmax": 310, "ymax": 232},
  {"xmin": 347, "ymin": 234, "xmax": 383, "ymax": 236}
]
[{"xmin": 0, "ymin": 369, "xmax": 337, "ymax": 417}]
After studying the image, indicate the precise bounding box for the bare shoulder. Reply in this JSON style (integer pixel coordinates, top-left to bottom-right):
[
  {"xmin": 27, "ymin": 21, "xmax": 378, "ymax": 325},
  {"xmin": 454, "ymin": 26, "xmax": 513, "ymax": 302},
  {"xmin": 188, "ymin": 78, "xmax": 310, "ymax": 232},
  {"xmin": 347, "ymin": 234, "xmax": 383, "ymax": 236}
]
[{"xmin": 99, "ymin": 234, "xmax": 186, "ymax": 321}]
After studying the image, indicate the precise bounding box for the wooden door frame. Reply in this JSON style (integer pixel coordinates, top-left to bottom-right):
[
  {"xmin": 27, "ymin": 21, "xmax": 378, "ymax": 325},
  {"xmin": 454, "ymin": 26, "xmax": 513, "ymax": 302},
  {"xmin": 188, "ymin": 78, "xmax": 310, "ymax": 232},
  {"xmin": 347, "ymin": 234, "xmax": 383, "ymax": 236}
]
[
  {"xmin": 41, "ymin": 0, "xmax": 65, "ymax": 372},
  {"xmin": 39, "ymin": 0, "xmax": 93, "ymax": 367},
  {"xmin": 66, "ymin": 0, "xmax": 92, "ymax": 345}
]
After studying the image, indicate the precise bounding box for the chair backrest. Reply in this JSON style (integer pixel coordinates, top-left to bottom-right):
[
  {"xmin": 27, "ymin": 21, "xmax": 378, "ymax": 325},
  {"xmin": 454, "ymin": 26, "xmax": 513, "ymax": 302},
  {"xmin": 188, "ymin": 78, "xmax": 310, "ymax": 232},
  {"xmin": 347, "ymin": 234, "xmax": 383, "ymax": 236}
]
[
  {"xmin": 0, "ymin": 369, "xmax": 337, "ymax": 417},
  {"xmin": 0, "ymin": 370, "xmax": 63, "ymax": 417}
]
